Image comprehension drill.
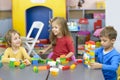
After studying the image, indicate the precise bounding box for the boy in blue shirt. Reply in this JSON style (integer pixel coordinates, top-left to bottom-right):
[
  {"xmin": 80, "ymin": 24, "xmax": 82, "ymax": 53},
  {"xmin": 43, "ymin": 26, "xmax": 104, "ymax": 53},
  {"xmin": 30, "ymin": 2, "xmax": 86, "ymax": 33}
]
[{"xmin": 90, "ymin": 26, "xmax": 120, "ymax": 80}]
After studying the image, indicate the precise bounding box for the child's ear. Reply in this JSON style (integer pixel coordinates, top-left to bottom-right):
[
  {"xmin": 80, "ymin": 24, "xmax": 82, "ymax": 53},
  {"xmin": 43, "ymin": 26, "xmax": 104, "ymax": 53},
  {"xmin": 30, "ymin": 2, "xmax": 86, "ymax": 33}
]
[
  {"xmin": 111, "ymin": 39, "xmax": 116, "ymax": 43},
  {"xmin": 8, "ymin": 41, "xmax": 11, "ymax": 46}
]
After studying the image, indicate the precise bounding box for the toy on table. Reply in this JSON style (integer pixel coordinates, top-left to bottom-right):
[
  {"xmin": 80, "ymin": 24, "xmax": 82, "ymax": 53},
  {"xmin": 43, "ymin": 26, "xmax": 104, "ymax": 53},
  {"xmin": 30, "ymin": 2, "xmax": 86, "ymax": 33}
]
[
  {"xmin": 38, "ymin": 65, "xmax": 50, "ymax": 71},
  {"xmin": 31, "ymin": 54, "xmax": 41, "ymax": 66},
  {"xmin": 61, "ymin": 65, "xmax": 70, "ymax": 70},
  {"xmin": 70, "ymin": 63, "xmax": 76, "ymax": 70},
  {"xmin": 83, "ymin": 40, "xmax": 96, "ymax": 68},
  {"xmin": 9, "ymin": 60, "xmax": 15, "ymax": 68},
  {"xmin": 32, "ymin": 58, "xmax": 39, "ymax": 66},
  {"xmin": 33, "ymin": 66, "xmax": 39, "ymax": 73},
  {"xmin": 0, "ymin": 60, "xmax": 3, "ymax": 68},
  {"xmin": 14, "ymin": 61, "xmax": 20, "ymax": 67},
  {"xmin": 47, "ymin": 61, "xmax": 59, "ymax": 67},
  {"xmin": 19, "ymin": 63, "xmax": 26, "ymax": 69},
  {"xmin": 50, "ymin": 67, "xmax": 59, "ymax": 76}
]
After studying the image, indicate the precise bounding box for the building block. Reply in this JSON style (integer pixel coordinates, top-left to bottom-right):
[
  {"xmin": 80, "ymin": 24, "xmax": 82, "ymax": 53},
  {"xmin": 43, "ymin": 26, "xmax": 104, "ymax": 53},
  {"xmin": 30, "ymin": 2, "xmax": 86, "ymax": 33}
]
[
  {"xmin": 14, "ymin": 61, "xmax": 20, "ymax": 67},
  {"xmin": 33, "ymin": 66, "xmax": 39, "ymax": 73},
  {"xmin": 47, "ymin": 61, "xmax": 58, "ymax": 67},
  {"xmin": 9, "ymin": 61, "xmax": 15, "ymax": 68},
  {"xmin": 38, "ymin": 65, "xmax": 50, "ymax": 71},
  {"xmin": 50, "ymin": 67, "xmax": 59, "ymax": 76},
  {"xmin": 62, "ymin": 66, "xmax": 70, "ymax": 70},
  {"xmin": 70, "ymin": 64, "xmax": 76, "ymax": 70},
  {"xmin": 19, "ymin": 63, "xmax": 25, "ymax": 69},
  {"xmin": 0, "ymin": 61, "xmax": 3, "ymax": 68},
  {"xmin": 32, "ymin": 59, "xmax": 39, "ymax": 66}
]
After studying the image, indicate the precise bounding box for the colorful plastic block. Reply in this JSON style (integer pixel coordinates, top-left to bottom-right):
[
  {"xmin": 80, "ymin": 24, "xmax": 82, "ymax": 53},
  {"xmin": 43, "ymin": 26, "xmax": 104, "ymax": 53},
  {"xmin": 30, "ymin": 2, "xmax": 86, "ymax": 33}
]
[
  {"xmin": 0, "ymin": 61, "xmax": 3, "ymax": 68},
  {"xmin": 9, "ymin": 61, "xmax": 15, "ymax": 68},
  {"xmin": 33, "ymin": 66, "xmax": 38, "ymax": 73},
  {"xmin": 19, "ymin": 63, "xmax": 25, "ymax": 69},
  {"xmin": 50, "ymin": 67, "xmax": 59, "ymax": 76}
]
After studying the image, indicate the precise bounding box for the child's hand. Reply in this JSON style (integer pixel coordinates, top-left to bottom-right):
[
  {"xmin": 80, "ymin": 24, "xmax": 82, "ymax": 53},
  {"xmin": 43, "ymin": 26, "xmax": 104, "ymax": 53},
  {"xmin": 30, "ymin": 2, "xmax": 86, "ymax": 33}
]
[
  {"xmin": 39, "ymin": 50, "xmax": 46, "ymax": 54},
  {"xmin": 90, "ymin": 62, "xmax": 102, "ymax": 69},
  {"xmin": 23, "ymin": 59, "xmax": 31, "ymax": 66}
]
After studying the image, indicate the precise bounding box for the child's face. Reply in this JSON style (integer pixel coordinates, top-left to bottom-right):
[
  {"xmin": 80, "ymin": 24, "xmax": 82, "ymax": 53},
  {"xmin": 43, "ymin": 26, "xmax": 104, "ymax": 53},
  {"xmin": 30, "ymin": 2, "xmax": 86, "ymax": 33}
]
[
  {"xmin": 100, "ymin": 36, "xmax": 115, "ymax": 51},
  {"xmin": 51, "ymin": 22, "xmax": 62, "ymax": 37},
  {"xmin": 11, "ymin": 33, "xmax": 21, "ymax": 48}
]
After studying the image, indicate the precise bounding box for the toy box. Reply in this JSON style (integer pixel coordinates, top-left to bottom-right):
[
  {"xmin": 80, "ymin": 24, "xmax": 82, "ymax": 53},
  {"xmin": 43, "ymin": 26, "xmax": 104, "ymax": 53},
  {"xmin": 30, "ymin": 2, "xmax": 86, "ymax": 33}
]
[{"xmin": 93, "ymin": 13, "xmax": 105, "ymax": 19}]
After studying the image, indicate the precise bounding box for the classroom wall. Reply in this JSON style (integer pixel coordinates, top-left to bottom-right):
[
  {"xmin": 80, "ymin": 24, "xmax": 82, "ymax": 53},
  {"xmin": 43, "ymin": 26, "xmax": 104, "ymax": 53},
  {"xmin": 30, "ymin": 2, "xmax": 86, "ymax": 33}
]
[
  {"xmin": 106, "ymin": 0, "xmax": 120, "ymax": 52},
  {"xmin": 0, "ymin": 0, "xmax": 11, "ymax": 10},
  {"xmin": 0, "ymin": 19, "xmax": 12, "ymax": 37},
  {"xmin": 0, "ymin": 0, "xmax": 12, "ymax": 37},
  {"xmin": 68, "ymin": 0, "xmax": 105, "ymax": 9}
]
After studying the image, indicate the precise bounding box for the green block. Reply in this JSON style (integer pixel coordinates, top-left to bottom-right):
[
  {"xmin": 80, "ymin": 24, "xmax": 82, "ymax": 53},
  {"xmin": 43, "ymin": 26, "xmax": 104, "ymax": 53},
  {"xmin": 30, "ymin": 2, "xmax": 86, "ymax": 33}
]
[
  {"xmin": 33, "ymin": 66, "xmax": 38, "ymax": 73},
  {"xmin": 39, "ymin": 59, "xmax": 46, "ymax": 64},
  {"xmin": 19, "ymin": 63, "xmax": 25, "ymax": 69},
  {"xmin": 0, "ymin": 61, "xmax": 3, "ymax": 68},
  {"xmin": 46, "ymin": 59, "xmax": 53, "ymax": 63},
  {"xmin": 9, "ymin": 61, "xmax": 15, "ymax": 68}
]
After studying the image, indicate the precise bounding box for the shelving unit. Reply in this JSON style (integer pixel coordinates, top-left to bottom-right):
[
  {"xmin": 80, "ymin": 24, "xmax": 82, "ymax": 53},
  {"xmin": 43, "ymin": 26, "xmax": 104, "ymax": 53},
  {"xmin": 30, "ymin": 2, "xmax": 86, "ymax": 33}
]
[
  {"xmin": 68, "ymin": 8, "xmax": 105, "ymax": 19},
  {"xmin": 67, "ymin": 7, "xmax": 105, "ymax": 56},
  {"xmin": 68, "ymin": 7, "xmax": 105, "ymax": 31}
]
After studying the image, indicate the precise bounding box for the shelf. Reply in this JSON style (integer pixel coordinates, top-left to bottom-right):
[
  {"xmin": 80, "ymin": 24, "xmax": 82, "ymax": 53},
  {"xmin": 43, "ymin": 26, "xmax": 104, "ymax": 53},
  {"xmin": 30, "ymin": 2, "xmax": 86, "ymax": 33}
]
[
  {"xmin": 68, "ymin": 8, "xmax": 105, "ymax": 11},
  {"xmin": 68, "ymin": 7, "xmax": 105, "ymax": 19}
]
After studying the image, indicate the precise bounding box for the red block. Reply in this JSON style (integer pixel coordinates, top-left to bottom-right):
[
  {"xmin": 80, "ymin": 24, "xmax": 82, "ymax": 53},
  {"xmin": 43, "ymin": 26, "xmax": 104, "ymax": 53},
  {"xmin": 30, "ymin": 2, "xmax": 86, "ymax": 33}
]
[{"xmin": 62, "ymin": 66, "xmax": 70, "ymax": 70}]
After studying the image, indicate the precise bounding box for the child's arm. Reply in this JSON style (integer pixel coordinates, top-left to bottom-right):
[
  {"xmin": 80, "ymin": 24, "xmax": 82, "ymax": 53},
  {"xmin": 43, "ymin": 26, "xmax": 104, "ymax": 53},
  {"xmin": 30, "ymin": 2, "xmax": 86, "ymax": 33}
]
[
  {"xmin": 1, "ymin": 48, "xmax": 11, "ymax": 63},
  {"xmin": 21, "ymin": 47, "xmax": 31, "ymax": 65},
  {"xmin": 65, "ymin": 52, "xmax": 74, "ymax": 58},
  {"xmin": 21, "ymin": 47, "xmax": 31, "ymax": 61},
  {"xmin": 40, "ymin": 44, "xmax": 52, "ymax": 54},
  {"xmin": 90, "ymin": 62, "xmax": 102, "ymax": 69}
]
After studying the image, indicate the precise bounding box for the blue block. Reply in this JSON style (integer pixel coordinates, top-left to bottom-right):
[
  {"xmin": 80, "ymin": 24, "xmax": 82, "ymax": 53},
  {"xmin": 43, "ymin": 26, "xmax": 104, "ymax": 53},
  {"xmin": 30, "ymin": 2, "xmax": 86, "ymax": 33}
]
[{"xmin": 32, "ymin": 60, "xmax": 39, "ymax": 66}]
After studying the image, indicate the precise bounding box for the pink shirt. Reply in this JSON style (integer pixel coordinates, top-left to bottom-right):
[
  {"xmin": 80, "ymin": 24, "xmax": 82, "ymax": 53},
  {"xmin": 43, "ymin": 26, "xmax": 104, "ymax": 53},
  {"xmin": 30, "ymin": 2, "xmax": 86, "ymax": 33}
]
[{"xmin": 51, "ymin": 36, "xmax": 75, "ymax": 60}]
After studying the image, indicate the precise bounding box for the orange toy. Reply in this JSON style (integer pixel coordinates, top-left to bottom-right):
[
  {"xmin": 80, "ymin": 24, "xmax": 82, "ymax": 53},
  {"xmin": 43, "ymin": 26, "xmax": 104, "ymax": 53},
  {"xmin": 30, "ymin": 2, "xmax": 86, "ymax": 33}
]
[{"xmin": 38, "ymin": 65, "xmax": 50, "ymax": 71}]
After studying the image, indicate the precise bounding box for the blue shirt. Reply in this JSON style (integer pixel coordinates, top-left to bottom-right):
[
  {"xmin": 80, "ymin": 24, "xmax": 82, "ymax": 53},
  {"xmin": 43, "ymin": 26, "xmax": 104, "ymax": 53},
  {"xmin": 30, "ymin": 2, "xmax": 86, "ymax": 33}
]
[{"xmin": 95, "ymin": 47, "xmax": 120, "ymax": 80}]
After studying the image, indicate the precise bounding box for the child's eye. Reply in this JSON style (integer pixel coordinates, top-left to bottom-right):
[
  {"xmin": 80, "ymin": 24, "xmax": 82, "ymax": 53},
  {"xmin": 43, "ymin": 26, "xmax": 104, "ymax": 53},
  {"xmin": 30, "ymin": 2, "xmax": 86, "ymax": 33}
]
[{"xmin": 103, "ymin": 40, "xmax": 107, "ymax": 42}]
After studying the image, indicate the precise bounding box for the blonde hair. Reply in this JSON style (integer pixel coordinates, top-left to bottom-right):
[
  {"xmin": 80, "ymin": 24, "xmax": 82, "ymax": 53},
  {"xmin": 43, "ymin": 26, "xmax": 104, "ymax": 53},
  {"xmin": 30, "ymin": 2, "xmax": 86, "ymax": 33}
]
[
  {"xmin": 5, "ymin": 29, "xmax": 20, "ymax": 47},
  {"xmin": 49, "ymin": 17, "xmax": 71, "ymax": 46},
  {"xmin": 100, "ymin": 26, "xmax": 117, "ymax": 40}
]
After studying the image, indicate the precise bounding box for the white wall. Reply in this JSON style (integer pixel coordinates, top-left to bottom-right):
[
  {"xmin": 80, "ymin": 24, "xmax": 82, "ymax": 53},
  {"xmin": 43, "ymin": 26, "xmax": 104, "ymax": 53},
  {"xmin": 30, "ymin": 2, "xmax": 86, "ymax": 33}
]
[
  {"xmin": 0, "ymin": 19, "xmax": 12, "ymax": 37},
  {"xmin": 0, "ymin": 0, "xmax": 11, "ymax": 10},
  {"xmin": 106, "ymin": 0, "xmax": 120, "ymax": 52},
  {"xmin": 68, "ymin": 0, "xmax": 105, "ymax": 9}
]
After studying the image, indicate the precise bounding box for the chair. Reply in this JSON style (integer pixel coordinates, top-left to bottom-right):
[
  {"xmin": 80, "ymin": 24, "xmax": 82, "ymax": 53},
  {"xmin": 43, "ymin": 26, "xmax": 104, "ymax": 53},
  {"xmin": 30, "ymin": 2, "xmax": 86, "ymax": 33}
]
[{"xmin": 22, "ymin": 21, "xmax": 44, "ymax": 55}]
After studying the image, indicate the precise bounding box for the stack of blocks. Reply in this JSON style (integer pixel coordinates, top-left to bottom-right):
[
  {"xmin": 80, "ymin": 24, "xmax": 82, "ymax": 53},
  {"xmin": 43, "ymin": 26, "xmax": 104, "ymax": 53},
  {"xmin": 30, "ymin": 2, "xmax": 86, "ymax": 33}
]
[{"xmin": 83, "ymin": 40, "xmax": 96, "ymax": 68}]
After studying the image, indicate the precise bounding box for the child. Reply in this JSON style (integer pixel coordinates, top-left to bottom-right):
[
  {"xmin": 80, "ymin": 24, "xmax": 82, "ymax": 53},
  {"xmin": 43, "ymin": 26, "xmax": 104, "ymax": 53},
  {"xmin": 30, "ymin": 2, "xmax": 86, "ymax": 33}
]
[
  {"xmin": 40, "ymin": 17, "xmax": 75, "ymax": 61},
  {"xmin": 90, "ymin": 26, "xmax": 120, "ymax": 80},
  {"xmin": 1, "ymin": 29, "xmax": 31, "ymax": 65}
]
